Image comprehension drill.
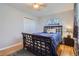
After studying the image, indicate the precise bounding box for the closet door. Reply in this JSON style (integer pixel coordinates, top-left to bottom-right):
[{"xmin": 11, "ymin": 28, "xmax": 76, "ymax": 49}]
[{"xmin": 24, "ymin": 18, "xmax": 36, "ymax": 33}]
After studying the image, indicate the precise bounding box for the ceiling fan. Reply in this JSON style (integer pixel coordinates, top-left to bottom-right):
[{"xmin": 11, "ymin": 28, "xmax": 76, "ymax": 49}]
[{"xmin": 32, "ymin": 3, "xmax": 46, "ymax": 10}]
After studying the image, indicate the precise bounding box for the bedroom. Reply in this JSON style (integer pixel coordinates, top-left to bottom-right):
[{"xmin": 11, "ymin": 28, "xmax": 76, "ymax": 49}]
[{"xmin": 0, "ymin": 3, "xmax": 78, "ymax": 56}]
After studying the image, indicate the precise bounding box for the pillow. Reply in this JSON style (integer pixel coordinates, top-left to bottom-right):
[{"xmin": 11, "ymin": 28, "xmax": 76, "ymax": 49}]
[{"xmin": 47, "ymin": 29, "xmax": 56, "ymax": 33}]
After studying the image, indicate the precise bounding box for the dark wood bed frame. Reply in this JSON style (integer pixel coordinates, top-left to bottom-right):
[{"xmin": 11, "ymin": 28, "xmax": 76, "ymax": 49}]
[{"xmin": 22, "ymin": 25, "xmax": 62, "ymax": 56}]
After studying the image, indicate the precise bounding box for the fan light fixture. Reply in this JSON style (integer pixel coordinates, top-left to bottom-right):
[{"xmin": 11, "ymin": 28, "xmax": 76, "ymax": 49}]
[{"xmin": 32, "ymin": 3, "xmax": 46, "ymax": 10}]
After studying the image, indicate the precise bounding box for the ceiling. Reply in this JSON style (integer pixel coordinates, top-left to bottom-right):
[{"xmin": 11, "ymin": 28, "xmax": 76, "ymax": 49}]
[{"xmin": 7, "ymin": 3, "xmax": 74, "ymax": 17}]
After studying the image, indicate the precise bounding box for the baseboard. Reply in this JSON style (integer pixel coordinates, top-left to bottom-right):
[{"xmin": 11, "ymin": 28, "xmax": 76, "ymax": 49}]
[{"xmin": 0, "ymin": 42, "xmax": 23, "ymax": 56}]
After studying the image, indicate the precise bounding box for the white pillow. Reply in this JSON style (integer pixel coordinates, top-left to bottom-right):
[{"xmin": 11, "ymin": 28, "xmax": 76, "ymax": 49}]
[{"xmin": 47, "ymin": 29, "xmax": 56, "ymax": 33}]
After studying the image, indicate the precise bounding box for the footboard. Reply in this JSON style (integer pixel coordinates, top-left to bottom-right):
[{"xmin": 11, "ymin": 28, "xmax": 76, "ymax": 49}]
[{"xmin": 22, "ymin": 33, "xmax": 55, "ymax": 56}]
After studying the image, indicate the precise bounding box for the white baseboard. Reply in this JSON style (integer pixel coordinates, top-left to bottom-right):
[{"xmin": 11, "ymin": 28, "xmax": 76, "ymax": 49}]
[{"xmin": 0, "ymin": 42, "xmax": 23, "ymax": 51}]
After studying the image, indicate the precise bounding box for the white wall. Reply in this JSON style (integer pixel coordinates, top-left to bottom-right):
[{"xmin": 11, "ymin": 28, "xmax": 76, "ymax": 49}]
[
  {"xmin": 0, "ymin": 4, "xmax": 37, "ymax": 49},
  {"xmin": 36, "ymin": 10, "xmax": 74, "ymax": 37}
]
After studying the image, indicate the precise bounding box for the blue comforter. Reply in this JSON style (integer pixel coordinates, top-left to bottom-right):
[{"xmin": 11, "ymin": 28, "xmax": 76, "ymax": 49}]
[
  {"xmin": 33, "ymin": 32, "xmax": 62, "ymax": 55},
  {"xmin": 33, "ymin": 32, "xmax": 61, "ymax": 48}
]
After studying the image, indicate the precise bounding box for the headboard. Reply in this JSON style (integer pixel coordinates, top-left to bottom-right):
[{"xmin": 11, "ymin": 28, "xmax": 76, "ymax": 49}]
[{"xmin": 44, "ymin": 25, "xmax": 62, "ymax": 34}]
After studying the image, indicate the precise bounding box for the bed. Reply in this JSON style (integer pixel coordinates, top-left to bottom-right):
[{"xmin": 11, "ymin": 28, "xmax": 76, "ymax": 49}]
[{"xmin": 22, "ymin": 25, "xmax": 62, "ymax": 56}]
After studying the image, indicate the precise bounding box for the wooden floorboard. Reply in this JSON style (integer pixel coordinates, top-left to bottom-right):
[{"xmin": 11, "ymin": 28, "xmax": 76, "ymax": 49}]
[
  {"xmin": 57, "ymin": 44, "xmax": 76, "ymax": 56},
  {"xmin": 0, "ymin": 42, "xmax": 23, "ymax": 56},
  {"xmin": 0, "ymin": 42, "xmax": 76, "ymax": 56}
]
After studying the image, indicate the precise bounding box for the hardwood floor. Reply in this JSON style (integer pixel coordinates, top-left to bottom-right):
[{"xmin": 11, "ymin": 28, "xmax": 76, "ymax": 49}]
[
  {"xmin": 0, "ymin": 42, "xmax": 76, "ymax": 56},
  {"xmin": 57, "ymin": 44, "xmax": 76, "ymax": 56},
  {"xmin": 0, "ymin": 42, "xmax": 23, "ymax": 56},
  {"xmin": 9, "ymin": 44, "xmax": 76, "ymax": 56},
  {"xmin": 9, "ymin": 49, "xmax": 35, "ymax": 56}
]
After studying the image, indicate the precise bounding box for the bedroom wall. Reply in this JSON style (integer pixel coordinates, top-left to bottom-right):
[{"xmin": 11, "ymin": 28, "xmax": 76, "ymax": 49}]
[
  {"xmin": 0, "ymin": 4, "xmax": 37, "ymax": 49},
  {"xmin": 36, "ymin": 10, "xmax": 74, "ymax": 37}
]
